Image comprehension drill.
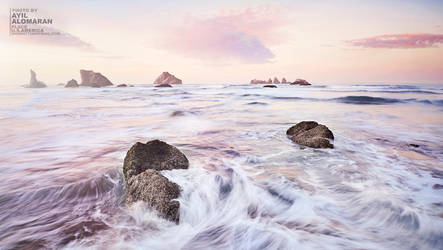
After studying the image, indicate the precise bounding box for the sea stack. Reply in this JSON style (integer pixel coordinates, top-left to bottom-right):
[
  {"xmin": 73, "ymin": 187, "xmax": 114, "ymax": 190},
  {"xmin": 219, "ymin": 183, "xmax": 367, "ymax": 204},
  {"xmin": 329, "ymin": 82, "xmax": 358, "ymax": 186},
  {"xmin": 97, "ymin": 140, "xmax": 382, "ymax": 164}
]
[
  {"xmin": 291, "ymin": 79, "xmax": 311, "ymax": 86},
  {"xmin": 282, "ymin": 78, "xmax": 287, "ymax": 84},
  {"xmin": 286, "ymin": 121, "xmax": 334, "ymax": 149},
  {"xmin": 25, "ymin": 70, "xmax": 47, "ymax": 88},
  {"xmin": 79, "ymin": 70, "xmax": 113, "ymax": 87},
  {"xmin": 250, "ymin": 79, "xmax": 266, "ymax": 84},
  {"xmin": 273, "ymin": 77, "xmax": 280, "ymax": 84},
  {"xmin": 267, "ymin": 78, "xmax": 273, "ymax": 83},
  {"xmin": 154, "ymin": 72, "xmax": 182, "ymax": 85},
  {"xmin": 65, "ymin": 79, "xmax": 79, "ymax": 88},
  {"xmin": 123, "ymin": 140, "xmax": 189, "ymax": 223}
]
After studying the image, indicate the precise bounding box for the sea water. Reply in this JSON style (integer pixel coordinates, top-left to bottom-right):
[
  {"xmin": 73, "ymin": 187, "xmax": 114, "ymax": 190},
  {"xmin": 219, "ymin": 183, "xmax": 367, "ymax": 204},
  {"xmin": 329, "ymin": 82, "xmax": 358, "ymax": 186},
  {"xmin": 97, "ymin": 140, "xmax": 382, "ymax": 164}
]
[{"xmin": 0, "ymin": 84, "xmax": 442, "ymax": 249}]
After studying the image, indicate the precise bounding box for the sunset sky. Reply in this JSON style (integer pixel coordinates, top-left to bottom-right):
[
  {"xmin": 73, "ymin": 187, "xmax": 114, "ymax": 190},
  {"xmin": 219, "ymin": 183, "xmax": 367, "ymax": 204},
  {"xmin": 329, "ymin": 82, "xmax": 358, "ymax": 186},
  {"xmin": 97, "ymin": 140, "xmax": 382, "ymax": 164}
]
[{"xmin": 1, "ymin": 0, "xmax": 443, "ymax": 85}]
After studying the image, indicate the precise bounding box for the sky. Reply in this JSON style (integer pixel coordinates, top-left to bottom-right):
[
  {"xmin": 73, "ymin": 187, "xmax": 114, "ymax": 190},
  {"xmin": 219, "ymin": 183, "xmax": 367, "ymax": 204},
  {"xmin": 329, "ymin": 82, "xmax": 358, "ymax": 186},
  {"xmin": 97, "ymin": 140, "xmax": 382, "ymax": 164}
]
[{"xmin": 1, "ymin": 0, "xmax": 443, "ymax": 85}]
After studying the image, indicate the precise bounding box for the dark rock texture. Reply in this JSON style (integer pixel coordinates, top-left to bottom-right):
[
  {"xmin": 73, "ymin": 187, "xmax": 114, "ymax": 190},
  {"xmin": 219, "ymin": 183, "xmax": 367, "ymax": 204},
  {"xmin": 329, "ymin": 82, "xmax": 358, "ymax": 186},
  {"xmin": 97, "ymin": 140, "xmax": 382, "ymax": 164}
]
[
  {"xmin": 80, "ymin": 70, "xmax": 113, "ymax": 87},
  {"xmin": 25, "ymin": 70, "xmax": 47, "ymax": 88},
  {"xmin": 123, "ymin": 140, "xmax": 189, "ymax": 181},
  {"xmin": 65, "ymin": 79, "xmax": 79, "ymax": 88},
  {"xmin": 155, "ymin": 83, "xmax": 173, "ymax": 88},
  {"xmin": 154, "ymin": 72, "xmax": 182, "ymax": 85},
  {"xmin": 263, "ymin": 85, "xmax": 277, "ymax": 88},
  {"xmin": 126, "ymin": 169, "xmax": 180, "ymax": 222},
  {"xmin": 117, "ymin": 84, "xmax": 127, "ymax": 87},
  {"xmin": 123, "ymin": 140, "xmax": 189, "ymax": 222},
  {"xmin": 287, "ymin": 121, "xmax": 334, "ymax": 148}
]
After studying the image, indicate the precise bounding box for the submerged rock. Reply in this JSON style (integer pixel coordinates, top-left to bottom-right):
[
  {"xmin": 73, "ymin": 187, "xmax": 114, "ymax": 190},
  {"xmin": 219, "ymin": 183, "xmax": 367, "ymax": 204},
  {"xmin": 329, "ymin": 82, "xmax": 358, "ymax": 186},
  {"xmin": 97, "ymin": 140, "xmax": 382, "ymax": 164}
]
[
  {"xmin": 126, "ymin": 169, "xmax": 180, "ymax": 222},
  {"xmin": 25, "ymin": 70, "xmax": 47, "ymax": 88},
  {"xmin": 263, "ymin": 85, "xmax": 277, "ymax": 88},
  {"xmin": 154, "ymin": 72, "xmax": 182, "ymax": 85},
  {"xmin": 123, "ymin": 140, "xmax": 188, "ymax": 222},
  {"xmin": 287, "ymin": 121, "xmax": 334, "ymax": 148},
  {"xmin": 65, "ymin": 79, "xmax": 79, "ymax": 88},
  {"xmin": 291, "ymin": 79, "xmax": 311, "ymax": 86},
  {"xmin": 80, "ymin": 69, "xmax": 113, "ymax": 87},
  {"xmin": 155, "ymin": 83, "xmax": 172, "ymax": 88}
]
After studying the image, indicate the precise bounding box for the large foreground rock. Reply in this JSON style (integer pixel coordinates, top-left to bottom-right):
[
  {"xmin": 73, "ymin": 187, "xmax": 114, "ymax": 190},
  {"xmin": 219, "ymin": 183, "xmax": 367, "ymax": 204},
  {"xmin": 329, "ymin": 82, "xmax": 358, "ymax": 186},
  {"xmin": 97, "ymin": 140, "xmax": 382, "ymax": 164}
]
[
  {"xmin": 80, "ymin": 70, "xmax": 113, "ymax": 87},
  {"xmin": 123, "ymin": 140, "xmax": 189, "ymax": 222},
  {"xmin": 126, "ymin": 169, "xmax": 180, "ymax": 222},
  {"xmin": 123, "ymin": 140, "xmax": 189, "ymax": 180},
  {"xmin": 25, "ymin": 70, "xmax": 47, "ymax": 88},
  {"xmin": 287, "ymin": 121, "xmax": 334, "ymax": 148},
  {"xmin": 154, "ymin": 72, "xmax": 182, "ymax": 85}
]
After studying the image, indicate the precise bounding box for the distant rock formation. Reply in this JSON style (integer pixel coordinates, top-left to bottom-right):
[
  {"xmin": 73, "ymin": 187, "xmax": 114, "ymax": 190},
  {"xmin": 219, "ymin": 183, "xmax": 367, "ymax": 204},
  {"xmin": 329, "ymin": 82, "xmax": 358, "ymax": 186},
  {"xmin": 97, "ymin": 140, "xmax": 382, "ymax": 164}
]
[
  {"xmin": 267, "ymin": 78, "xmax": 272, "ymax": 83},
  {"xmin": 273, "ymin": 77, "xmax": 280, "ymax": 84},
  {"xmin": 291, "ymin": 79, "xmax": 311, "ymax": 86},
  {"xmin": 250, "ymin": 79, "xmax": 267, "ymax": 84},
  {"xmin": 287, "ymin": 121, "xmax": 334, "ymax": 148},
  {"xmin": 154, "ymin": 72, "xmax": 182, "ymax": 85},
  {"xmin": 282, "ymin": 78, "xmax": 287, "ymax": 84},
  {"xmin": 117, "ymin": 84, "xmax": 127, "ymax": 87},
  {"xmin": 123, "ymin": 140, "xmax": 189, "ymax": 223},
  {"xmin": 25, "ymin": 70, "xmax": 47, "ymax": 88},
  {"xmin": 155, "ymin": 83, "xmax": 172, "ymax": 88},
  {"xmin": 79, "ymin": 70, "xmax": 113, "ymax": 87},
  {"xmin": 263, "ymin": 85, "xmax": 277, "ymax": 88},
  {"xmin": 65, "ymin": 79, "xmax": 79, "ymax": 88}
]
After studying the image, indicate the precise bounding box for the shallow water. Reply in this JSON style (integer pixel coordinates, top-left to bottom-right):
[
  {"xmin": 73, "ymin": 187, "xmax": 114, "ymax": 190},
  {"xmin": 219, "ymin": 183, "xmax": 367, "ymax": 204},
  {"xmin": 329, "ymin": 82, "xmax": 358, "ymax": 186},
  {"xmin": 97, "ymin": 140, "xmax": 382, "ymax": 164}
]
[{"xmin": 0, "ymin": 84, "xmax": 442, "ymax": 250}]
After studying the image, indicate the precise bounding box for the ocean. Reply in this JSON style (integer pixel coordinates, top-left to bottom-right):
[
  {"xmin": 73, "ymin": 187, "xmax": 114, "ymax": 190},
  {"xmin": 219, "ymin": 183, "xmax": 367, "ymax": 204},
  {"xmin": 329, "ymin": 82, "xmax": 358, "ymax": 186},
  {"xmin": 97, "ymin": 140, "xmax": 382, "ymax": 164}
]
[{"xmin": 0, "ymin": 83, "xmax": 442, "ymax": 249}]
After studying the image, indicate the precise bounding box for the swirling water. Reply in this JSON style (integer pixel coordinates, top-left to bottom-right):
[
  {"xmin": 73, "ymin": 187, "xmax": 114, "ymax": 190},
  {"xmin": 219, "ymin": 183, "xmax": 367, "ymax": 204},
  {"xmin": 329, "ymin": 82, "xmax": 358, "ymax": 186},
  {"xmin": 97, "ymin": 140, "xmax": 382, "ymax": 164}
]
[{"xmin": 0, "ymin": 83, "xmax": 442, "ymax": 250}]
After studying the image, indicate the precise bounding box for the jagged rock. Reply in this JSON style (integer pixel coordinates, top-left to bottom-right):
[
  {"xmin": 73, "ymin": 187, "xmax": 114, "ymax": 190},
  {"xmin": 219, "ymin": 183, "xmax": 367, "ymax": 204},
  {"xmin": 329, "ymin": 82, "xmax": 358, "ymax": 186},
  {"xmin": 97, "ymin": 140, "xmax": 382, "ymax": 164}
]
[
  {"xmin": 263, "ymin": 85, "xmax": 277, "ymax": 88},
  {"xmin": 250, "ymin": 79, "xmax": 267, "ymax": 84},
  {"xmin": 154, "ymin": 72, "xmax": 182, "ymax": 85},
  {"xmin": 79, "ymin": 70, "xmax": 113, "ymax": 87},
  {"xmin": 273, "ymin": 77, "xmax": 280, "ymax": 84},
  {"xmin": 291, "ymin": 79, "xmax": 311, "ymax": 86},
  {"xmin": 267, "ymin": 78, "xmax": 273, "ymax": 83},
  {"xmin": 282, "ymin": 78, "xmax": 287, "ymax": 84},
  {"xmin": 65, "ymin": 79, "xmax": 79, "ymax": 88},
  {"xmin": 117, "ymin": 84, "xmax": 127, "ymax": 87},
  {"xmin": 287, "ymin": 121, "xmax": 334, "ymax": 148},
  {"xmin": 123, "ymin": 140, "xmax": 189, "ymax": 222},
  {"xmin": 25, "ymin": 70, "xmax": 47, "ymax": 88},
  {"xmin": 155, "ymin": 83, "xmax": 172, "ymax": 88},
  {"xmin": 126, "ymin": 169, "xmax": 180, "ymax": 222}
]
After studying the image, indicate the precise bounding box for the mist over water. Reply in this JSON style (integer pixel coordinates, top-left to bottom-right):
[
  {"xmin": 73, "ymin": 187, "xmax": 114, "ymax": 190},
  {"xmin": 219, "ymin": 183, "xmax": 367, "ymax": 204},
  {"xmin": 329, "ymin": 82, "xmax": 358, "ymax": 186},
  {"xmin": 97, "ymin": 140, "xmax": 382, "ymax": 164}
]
[{"xmin": 0, "ymin": 84, "xmax": 442, "ymax": 249}]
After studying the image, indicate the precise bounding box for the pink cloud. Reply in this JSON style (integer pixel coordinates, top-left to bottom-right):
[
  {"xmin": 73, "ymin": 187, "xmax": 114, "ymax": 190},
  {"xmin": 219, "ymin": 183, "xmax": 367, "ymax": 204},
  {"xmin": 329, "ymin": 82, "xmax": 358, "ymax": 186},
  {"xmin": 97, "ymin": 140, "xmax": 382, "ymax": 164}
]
[
  {"xmin": 346, "ymin": 33, "xmax": 443, "ymax": 49},
  {"xmin": 157, "ymin": 6, "xmax": 288, "ymax": 63}
]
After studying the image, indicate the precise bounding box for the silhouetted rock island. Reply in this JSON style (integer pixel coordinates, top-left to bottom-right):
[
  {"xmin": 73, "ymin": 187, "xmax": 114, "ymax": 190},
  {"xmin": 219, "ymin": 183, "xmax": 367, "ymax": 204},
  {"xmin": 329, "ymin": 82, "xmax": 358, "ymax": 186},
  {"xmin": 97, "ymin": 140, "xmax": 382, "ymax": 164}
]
[
  {"xmin": 154, "ymin": 72, "xmax": 182, "ymax": 85},
  {"xmin": 65, "ymin": 79, "xmax": 79, "ymax": 88},
  {"xmin": 24, "ymin": 70, "xmax": 47, "ymax": 88},
  {"xmin": 80, "ymin": 70, "xmax": 113, "ymax": 87}
]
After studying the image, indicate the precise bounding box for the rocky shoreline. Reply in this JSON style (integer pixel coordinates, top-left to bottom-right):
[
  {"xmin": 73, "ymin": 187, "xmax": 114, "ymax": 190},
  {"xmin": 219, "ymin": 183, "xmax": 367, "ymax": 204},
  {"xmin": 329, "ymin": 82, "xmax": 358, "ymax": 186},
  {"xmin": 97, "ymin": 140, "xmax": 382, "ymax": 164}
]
[{"xmin": 121, "ymin": 122, "xmax": 334, "ymax": 223}]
